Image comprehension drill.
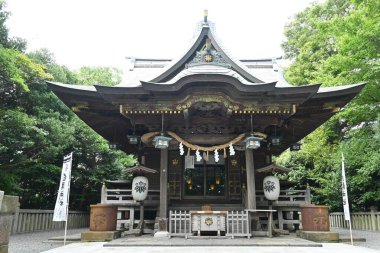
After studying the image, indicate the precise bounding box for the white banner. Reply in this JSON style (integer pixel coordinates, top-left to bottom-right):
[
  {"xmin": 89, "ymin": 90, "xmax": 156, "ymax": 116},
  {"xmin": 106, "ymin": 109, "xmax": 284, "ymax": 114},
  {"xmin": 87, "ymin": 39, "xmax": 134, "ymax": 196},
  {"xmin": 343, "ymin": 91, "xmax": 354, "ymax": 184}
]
[
  {"xmin": 341, "ymin": 152, "xmax": 351, "ymax": 221},
  {"xmin": 53, "ymin": 152, "xmax": 73, "ymax": 221}
]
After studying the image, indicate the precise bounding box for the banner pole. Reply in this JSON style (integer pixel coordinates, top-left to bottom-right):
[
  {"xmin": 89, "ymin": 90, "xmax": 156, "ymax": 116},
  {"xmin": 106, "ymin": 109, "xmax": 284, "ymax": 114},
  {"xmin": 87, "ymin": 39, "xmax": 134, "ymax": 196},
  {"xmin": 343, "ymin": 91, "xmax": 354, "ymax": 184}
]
[
  {"xmin": 341, "ymin": 151, "xmax": 353, "ymax": 246},
  {"xmin": 348, "ymin": 219, "xmax": 354, "ymax": 245},
  {"xmin": 64, "ymin": 152, "xmax": 73, "ymax": 246}
]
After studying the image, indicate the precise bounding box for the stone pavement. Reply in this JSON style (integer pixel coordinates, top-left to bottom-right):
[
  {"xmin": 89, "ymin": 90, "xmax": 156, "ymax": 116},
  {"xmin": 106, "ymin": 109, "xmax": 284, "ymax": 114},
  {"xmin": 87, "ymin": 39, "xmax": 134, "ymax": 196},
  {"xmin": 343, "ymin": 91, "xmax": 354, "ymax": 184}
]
[
  {"xmin": 42, "ymin": 243, "xmax": 380, "ymax": 253},
  {"xmin": 8, "ymin": 227, "xmax": 380, "ymax": 253},
  {"xmin": 8, "ymin": 228, "xmax": 87, "ymax": 253},
  {"xmin": 331, "ymin": 228, "xmax": 380, "ymax": 251}
]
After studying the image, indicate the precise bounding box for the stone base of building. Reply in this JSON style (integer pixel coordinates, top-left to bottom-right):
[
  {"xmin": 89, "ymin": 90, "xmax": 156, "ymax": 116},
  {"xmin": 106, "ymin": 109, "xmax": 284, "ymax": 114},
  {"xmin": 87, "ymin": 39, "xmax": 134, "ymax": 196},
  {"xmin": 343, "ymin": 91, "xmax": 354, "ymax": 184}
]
[
  {"xmin": 81, "ymin": 231, "xmax": 121, "ymax": 242},
  {"xmin": 299, "ymin": 230, "xmax": 339, "ymax": 242}
]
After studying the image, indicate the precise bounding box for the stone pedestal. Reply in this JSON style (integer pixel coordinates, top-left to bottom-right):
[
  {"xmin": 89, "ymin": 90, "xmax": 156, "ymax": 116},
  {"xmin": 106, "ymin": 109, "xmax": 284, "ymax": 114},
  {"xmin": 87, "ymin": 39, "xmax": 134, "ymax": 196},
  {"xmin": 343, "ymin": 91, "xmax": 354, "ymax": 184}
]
[
  {"xmin": 299, "ymin": 230, "xmax": 339, "ymax": 242},
  {"xmin": 0, "ymin": 193, "xmax": 20, "ymax": 253},
  {"xmin": 81, "ymin": 231, "xmax": 121, "ymax": 241},
  {"xmin": 158, "ymin": 218, "xmax": 167, "ymax": 231}
]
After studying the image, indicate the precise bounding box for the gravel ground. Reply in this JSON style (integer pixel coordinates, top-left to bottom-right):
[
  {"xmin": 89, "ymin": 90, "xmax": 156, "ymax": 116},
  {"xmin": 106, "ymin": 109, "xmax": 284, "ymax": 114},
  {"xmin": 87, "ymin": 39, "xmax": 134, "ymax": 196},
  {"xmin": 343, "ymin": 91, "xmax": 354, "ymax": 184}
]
[
  {"xmin": 331, "ymin": 228, "xmax": 380, "ymax": 251},
  {"xmin": 8, "ymin": 228, "xmax": 380, "ymax": 253},
  {"xmin": 9, "ymin": 228, "xmax": 88, "ymax": 253}
]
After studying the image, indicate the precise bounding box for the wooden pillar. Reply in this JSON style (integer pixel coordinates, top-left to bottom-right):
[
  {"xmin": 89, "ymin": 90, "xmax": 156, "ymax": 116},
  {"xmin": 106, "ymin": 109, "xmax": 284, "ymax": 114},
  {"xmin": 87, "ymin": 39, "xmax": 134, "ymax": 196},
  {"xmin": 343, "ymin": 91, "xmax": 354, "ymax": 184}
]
[
  {"xmin": 157, "ymin": 148, "xmax": 169, "ymax": 232},
  {"xmin": 159, "ymin": 149, "xmax": 168, "ymax": 219},
  {"xmin": 245, "ymin": 149, "xmax": 256, "ymax": 209}
]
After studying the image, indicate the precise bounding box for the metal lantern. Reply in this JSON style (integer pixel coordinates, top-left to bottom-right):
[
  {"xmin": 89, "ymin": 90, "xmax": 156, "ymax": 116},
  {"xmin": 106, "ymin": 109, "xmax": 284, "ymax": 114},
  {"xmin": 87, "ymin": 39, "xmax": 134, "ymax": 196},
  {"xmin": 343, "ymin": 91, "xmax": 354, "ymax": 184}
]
[
  {"xmin": 271, "ymin": 137, "xmax": 281, "ymax": 146},
  {"xmin": 244, "ymin": 135, "xmax": 262, "ymax": 150},
  {"xmin": 127, "ymin": 135, "xmax": 139, "ymax": 145},
  {"xmin": 290, "ymin": 143, "xmax": 301, "ymax": 151},
  {"xmin": 153, "ymin": 134, "xmax": 172, "ymax": 149},
  {"xmin": 109, "ymin": 143, "xmax": 118, "ymax": 150}
]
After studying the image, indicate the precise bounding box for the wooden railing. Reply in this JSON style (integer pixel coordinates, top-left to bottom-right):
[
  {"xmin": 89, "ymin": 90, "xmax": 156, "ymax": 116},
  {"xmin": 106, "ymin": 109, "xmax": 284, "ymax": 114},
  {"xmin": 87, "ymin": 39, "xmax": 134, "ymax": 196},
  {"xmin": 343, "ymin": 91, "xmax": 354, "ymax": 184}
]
[
  {"xmin": 11, "ymin": 209, "xmax": 89, "ymax": 234},
  {"xmin": 330, "ymin": 210, "xmax": 380, "ymax": 231},
  {"xmin": 256, "ymin": 189, "xmax": 311, "ymax": 206},
  {"xmin": 226, "ymin": 210, "xmax": 250, "ymax": 238},
  {"xmin": 169, "ymin": 210, "xmax": 191, "ymax": 238},
  {"xmin": 101, "ymin": 186, "xmax": 160, "ymax": 206}
]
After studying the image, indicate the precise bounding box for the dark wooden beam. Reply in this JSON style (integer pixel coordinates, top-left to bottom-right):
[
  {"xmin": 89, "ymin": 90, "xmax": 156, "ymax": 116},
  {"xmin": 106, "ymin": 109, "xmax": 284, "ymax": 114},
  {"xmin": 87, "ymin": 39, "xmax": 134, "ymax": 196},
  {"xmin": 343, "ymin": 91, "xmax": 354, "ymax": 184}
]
[{"xmin": 245, "ymin": 149, "xmax": 256, "ymax": 209}]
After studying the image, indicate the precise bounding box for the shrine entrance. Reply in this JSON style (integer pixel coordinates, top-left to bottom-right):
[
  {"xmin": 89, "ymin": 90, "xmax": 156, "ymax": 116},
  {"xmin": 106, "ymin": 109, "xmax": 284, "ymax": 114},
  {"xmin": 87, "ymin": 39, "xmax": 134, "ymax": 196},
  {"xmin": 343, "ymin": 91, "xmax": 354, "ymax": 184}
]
[{"xmin": 183, "ymin": 157, "xmax": 226, "ymax": 199}]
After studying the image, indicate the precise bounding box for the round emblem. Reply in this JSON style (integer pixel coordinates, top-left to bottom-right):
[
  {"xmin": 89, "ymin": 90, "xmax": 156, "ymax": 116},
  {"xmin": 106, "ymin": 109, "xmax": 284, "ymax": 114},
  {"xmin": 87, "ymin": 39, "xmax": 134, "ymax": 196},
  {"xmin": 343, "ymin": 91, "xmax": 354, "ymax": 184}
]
[
  {"xmin": 204, "ymin": 217, "xmax": 213, "ymax": 226},
  {"xmin": 204, "ymin": 54, "xmax": 213, "ymax": 62}
]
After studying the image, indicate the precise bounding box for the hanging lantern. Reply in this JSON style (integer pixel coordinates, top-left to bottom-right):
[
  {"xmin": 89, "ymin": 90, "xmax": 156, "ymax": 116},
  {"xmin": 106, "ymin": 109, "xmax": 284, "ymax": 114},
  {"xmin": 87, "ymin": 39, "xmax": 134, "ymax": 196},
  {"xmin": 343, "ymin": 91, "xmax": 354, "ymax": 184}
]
[
  {"xmin": 153, "ymin": 113, "xmax": 172, "ymax": 149},
  {"xmin": 109, "ymin": 143, "xmax": 118, "ymax": 150},
  {"xmin": 132, "ymin": 176, "xmax": 149, "ymax": 201},
  {"xmin": 263, "ymin": 176, "xmax": 280, "ymax": 201},
  {"xmin": 215, "ymin": 177, "xmax": 221, "ymax": 185},
  {"xmin": 271, "ymin": 137, "xmax": 281, "ymax": 146},
  {"xmin": 153, "ymin": 134, "xmax": 172, "ymax": 149},
  {"xmin": 290, "ymin": 143, "xmax": 301, "ymax": 151},
  {"xmin": 210, "ymin": 184, "xmax": 215, "ymax": 190},
  {"xmin": 244, "ymin": 135, "xmax": 262, "ymax": 150},
  {"xmin": 127, "ymin": 135, "xmax": 139, "ymax": 145}
]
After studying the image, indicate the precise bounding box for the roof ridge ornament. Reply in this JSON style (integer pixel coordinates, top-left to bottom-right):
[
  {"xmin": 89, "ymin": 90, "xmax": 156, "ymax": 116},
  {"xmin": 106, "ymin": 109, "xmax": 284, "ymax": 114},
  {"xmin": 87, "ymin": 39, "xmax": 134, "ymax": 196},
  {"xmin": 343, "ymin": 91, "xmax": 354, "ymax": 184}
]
[{"xmin": 204, "ymin": 9, "xmax": 208, "ymax": 23}]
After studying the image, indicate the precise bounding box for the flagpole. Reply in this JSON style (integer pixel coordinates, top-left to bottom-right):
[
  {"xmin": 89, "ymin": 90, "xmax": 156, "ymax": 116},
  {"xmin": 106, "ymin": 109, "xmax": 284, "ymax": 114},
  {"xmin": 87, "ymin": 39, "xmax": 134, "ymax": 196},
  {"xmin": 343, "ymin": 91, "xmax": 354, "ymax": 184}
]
[
  {"xmin": 348, "ymin": 217, "xmax": 353, "ymax": 245},
  {"xmin": 63, "ymin": 152, "xmax": 73, "ymax": 246}
]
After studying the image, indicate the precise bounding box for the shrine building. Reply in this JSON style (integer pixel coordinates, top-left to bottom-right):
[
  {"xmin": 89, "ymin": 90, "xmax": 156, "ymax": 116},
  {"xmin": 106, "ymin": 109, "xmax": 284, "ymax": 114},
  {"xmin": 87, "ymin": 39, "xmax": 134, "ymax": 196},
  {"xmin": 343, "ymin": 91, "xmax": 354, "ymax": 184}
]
[{"xmin": 47, "ymin": 12, "xmax": 364, "ymax": 237}]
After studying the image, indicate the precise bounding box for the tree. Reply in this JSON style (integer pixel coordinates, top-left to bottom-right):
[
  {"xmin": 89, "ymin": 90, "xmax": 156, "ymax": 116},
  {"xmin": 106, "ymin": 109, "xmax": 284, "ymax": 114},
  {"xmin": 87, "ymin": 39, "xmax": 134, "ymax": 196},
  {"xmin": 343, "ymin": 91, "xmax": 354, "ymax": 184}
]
[
  {"xmin": 0, "ymin": 2, "xmax": 135, "ymax": 210},
  {"xmin": 28, "ymin": 48, "xmax": 78, "ymax": 84},
  {"xmin": 279, "ymin": 0, "xmax": 380, "ymax": 211},
  {"xmin": 77, "ymin": 66, "xmax": 122, "ymax": 86}
]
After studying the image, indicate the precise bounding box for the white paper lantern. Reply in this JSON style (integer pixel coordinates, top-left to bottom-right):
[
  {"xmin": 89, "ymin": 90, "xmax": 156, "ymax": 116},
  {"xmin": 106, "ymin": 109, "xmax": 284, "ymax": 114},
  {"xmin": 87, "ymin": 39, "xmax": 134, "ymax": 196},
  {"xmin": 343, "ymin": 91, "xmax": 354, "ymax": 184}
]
[
  {"xmin": 132, "ymin": 176, "xmax": 149, "ymax": 201},
  {"xmin": 263, "ymin": 176, "xmax": 280, "ymax": 201}
]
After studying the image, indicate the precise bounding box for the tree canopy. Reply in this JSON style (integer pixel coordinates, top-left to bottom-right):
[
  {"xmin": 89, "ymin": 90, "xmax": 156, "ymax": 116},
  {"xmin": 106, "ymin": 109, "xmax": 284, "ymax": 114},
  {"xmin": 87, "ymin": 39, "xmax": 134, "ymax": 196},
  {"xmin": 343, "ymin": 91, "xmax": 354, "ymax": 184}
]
[
  {"xmin": 0, "ymin": 2, "xmax": 133, "ymax": 210},
  {"xmin": 279, "ymin": 0, "xmax": 380, "ymax": 211}
]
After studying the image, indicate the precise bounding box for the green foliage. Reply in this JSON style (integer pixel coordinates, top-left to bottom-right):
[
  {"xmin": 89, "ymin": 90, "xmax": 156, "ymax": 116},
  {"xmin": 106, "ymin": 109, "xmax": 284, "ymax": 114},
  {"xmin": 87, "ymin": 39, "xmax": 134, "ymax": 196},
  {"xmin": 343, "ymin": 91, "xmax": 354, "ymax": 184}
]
[
  {"xmin": 27, "ymin": 48, "xmax": 78, "ymax": 84},
  {"xmin": 280, "ymin": 0, "xmax": 380, "ymax": 211},
  {"xmin": 77, "ymin": 66, "xmax": 122, "ymax": 86},
  {"xmin": 0, "ymin": 2, "xmax": 135, "ymax": 210},
  {"xmin": 28, "ymin": 48, "xmax": 123, "ymax": 86}
]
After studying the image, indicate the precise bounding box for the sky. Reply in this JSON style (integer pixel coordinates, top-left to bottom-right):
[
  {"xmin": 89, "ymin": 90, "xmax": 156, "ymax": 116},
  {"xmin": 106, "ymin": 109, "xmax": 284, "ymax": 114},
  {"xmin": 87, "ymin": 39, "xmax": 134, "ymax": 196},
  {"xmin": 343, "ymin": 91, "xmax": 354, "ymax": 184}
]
[{"xmin": 6, "ymin": 0, "xmax": 323, "ymax": 70}]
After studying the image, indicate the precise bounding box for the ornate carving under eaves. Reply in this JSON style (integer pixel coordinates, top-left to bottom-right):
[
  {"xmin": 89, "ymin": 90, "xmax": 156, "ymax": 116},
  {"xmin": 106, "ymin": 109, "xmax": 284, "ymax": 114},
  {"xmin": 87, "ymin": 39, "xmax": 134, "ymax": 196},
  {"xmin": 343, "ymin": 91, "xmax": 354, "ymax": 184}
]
[
  {"xmin": 186, "ymin": 38, "xmax": 231, "ymax": 68},
  {"xmin": 120, "ymin": 94, "xmax": 296, "ymax": 116}
]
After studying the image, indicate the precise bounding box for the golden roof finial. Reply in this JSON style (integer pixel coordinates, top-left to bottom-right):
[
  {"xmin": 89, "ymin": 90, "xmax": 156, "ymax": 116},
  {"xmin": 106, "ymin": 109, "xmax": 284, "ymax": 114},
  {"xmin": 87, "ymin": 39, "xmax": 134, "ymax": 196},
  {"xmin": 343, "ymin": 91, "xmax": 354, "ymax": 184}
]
[{"xmin": 204, "ymin": 9, "xmax": 208, "ymax": 23}]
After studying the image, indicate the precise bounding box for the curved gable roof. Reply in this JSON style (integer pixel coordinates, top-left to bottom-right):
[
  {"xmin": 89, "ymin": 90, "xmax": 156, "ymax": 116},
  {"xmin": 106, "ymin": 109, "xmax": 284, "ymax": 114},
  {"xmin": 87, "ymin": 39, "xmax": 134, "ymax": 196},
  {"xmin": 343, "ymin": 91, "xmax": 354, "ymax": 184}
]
[{"xmin": 149, "ymin": 23, "xmax": 264, "ymax": 84}]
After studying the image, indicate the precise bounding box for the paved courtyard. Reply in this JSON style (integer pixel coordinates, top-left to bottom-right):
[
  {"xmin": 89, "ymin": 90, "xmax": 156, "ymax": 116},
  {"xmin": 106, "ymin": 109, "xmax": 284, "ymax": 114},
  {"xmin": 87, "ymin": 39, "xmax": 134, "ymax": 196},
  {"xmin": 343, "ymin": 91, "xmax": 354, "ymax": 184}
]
[
  {"xmin": 42, "ymin": 243, "xmax": 380, "ymax": 253},
  {"xmin": 8, "ymin": 228, "xmax": 380, "ymax": 253}
]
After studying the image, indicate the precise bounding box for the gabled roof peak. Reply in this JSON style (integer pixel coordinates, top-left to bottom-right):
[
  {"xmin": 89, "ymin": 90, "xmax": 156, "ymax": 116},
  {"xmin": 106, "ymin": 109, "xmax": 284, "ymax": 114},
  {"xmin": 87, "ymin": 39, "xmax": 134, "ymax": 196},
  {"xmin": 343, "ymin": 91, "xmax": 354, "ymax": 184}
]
[{"xmin": 149, "ymin": 20, "xmax": 264, "ymax": 84}]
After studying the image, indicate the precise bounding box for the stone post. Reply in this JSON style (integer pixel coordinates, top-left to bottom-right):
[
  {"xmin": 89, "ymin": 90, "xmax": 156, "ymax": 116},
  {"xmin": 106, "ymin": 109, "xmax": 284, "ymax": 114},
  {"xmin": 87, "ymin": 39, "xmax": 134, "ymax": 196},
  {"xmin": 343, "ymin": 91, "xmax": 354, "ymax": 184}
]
[
  {"xmin": 370, "ymin": 206, "xmax": 378, "ymax": 231},
  {"xmin": 0, "ymin": 192, "xmax": 20, "ymax": 253},
  {"xmin": 100, "ymin": 183, "xmax": 107, "ymax": 204}
]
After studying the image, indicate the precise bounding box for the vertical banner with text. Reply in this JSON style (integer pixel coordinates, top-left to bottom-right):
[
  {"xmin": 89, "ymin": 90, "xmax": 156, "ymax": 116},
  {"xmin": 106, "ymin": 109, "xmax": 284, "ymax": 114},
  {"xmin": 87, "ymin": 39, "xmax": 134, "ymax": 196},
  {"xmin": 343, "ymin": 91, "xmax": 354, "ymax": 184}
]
[
  {"xmin": 341, "ymin": 152, "xmax": 351, "ymax": 221},
  {"xmin": 53, "ymin": 152, "xmax": 73, "ymax": 221}
]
